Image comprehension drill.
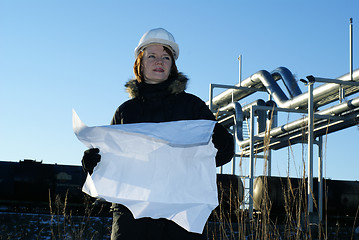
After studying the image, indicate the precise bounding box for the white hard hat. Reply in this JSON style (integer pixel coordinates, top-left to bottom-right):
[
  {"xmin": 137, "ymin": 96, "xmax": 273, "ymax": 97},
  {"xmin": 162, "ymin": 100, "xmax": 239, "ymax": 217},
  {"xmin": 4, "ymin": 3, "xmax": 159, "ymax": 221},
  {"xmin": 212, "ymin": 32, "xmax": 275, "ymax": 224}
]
[{"xmin": 134, "ymin": 28, "xmax": 179, "ymax": 60}]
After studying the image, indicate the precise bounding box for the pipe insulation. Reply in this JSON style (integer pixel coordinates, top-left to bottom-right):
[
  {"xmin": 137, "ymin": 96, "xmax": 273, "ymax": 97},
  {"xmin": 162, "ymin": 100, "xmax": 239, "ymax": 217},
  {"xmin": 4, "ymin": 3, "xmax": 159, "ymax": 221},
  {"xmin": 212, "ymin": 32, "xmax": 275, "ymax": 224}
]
[
  {"xmin": 238, "ymin": 96, "xmax": 359, "ymax": 149},
  {"xmin": 209, "ymin": 67, "xmax": 294, "ymax": 109},
  {"xmin": 209, "ymin": 67, "xmax": 359, "ymax": 111}
]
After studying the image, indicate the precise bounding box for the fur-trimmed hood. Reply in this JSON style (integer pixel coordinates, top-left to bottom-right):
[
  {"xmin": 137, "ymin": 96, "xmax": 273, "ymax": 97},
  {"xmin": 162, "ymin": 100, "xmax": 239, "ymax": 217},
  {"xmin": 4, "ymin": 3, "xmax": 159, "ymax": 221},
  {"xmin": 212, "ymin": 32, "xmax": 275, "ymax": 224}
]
[{"xmin": 125, "ymin": 72, "xmax": 189, "ymax": 99}]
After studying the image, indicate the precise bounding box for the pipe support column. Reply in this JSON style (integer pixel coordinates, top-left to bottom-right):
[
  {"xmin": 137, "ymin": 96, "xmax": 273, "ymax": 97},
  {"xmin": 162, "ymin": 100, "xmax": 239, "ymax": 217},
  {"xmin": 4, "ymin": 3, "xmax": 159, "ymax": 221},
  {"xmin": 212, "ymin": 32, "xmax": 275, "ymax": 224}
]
[
  {"xmin": 308, "ymin": 82, "xmax": 314, "ymax": 213},
  {"xmin": 248, "ymin": 105, "xmax": 255, "ymax": 219},
  {"xmin": 318, "ymin": 136, "xmax": 323, "ymax": 222}
]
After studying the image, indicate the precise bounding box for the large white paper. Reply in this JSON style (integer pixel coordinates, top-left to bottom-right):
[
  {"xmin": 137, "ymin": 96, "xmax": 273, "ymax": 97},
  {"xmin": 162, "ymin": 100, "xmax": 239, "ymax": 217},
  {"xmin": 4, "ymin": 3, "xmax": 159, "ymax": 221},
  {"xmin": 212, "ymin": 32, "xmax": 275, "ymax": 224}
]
[{"xmin": 72, "ymin": 110, "xmax": 218, "ymax": 233}]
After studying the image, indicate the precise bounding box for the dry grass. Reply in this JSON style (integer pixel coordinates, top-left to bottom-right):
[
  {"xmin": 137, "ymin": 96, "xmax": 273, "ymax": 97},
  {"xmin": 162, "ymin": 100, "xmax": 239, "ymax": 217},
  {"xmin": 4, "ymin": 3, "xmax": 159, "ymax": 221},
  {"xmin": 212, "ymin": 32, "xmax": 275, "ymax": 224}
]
[
  {"xmin": 1, "ymin": 173, "xmax": 357, "ymax": 239},
  {"xmin": 47, "ymin": 190, "xmax": 111, "ymax": 240},
  {"xmin": 206, "ymin": 175, "xmax": 359, "ymax": 240}
]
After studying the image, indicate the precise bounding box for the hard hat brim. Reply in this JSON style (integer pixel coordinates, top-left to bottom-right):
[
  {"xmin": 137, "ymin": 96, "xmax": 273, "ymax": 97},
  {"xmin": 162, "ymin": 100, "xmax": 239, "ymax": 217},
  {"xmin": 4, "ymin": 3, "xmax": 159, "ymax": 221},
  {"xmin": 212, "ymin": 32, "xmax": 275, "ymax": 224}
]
[{"xmin": 134, "ymin": 38, "xmax": 179, "ymax": 60}]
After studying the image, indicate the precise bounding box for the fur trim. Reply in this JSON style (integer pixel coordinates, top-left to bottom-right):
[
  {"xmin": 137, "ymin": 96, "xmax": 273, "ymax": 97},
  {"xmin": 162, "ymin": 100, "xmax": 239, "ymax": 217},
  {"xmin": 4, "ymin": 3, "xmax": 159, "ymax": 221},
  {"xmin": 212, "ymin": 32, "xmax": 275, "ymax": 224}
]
[
  {"xmin": 125, "ymin": 79, "xmax": 139, "ymax": 99},
  {"xmin": 125, "ymin": 72, "xmax": 188, "ymax": 98}
]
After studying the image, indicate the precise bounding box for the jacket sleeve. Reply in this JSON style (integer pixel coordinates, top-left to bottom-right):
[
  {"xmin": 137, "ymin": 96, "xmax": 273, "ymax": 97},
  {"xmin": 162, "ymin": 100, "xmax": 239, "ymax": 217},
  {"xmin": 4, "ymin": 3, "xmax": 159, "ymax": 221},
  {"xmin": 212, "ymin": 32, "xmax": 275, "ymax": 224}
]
[
  {"xmin": 111, "ymin": 106, "xmax": 121, "ymax": 125},
  {"xmin": 191, "ymin": 94, "xmax": 234, "ymax": 167},
  {"xmin": 212, "ymin": 123, "xmax": 235, "ymax": 167}
]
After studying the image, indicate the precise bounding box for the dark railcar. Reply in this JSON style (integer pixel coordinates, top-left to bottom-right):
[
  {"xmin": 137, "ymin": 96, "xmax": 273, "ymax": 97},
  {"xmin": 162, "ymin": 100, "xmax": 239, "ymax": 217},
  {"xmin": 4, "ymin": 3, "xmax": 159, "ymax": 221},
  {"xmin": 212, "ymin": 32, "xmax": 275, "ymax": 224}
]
[
  {"xmin": 253, "ymin": 175, "xmax": 359, "ymax": 217},
  {"xmin": 0, "ymin": 160, "xmax": 244, "ymax": 218},
  {"xmin": 0, "ymin": 160, "xmax": 87, "ymax": 212},
  {"xmin": 210, "ymin": 174, "xmax": 245, "ymax": 221}
]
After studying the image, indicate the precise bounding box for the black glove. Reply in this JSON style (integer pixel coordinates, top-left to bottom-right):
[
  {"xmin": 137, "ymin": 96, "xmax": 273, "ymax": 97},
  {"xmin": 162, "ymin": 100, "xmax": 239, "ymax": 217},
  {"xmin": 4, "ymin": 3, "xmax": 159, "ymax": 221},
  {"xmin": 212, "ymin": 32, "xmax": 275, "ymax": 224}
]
[
  {"xmin": 212, "ymin": 123, "xmax": 235, "ymax": 167},
  {"xmin": 82, "ymin": 148, "xmax": 101, "ymax": 175}
]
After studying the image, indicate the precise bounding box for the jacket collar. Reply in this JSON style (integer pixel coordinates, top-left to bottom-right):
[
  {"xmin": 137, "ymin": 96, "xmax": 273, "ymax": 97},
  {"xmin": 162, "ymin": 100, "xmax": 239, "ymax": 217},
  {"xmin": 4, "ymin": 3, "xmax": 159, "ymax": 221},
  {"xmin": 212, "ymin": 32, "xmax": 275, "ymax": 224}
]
[{"xmin": 125, "ymin": 72, "xmax": 188, "ymax": 99}]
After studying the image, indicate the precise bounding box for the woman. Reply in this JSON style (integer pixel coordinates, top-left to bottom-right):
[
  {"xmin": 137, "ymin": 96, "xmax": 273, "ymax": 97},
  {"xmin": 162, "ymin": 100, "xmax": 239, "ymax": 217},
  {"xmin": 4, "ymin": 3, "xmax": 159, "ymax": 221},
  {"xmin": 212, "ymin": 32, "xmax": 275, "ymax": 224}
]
[{"xmin": 82, "ymin": 28, "xmax": 234, "ymax": 240}]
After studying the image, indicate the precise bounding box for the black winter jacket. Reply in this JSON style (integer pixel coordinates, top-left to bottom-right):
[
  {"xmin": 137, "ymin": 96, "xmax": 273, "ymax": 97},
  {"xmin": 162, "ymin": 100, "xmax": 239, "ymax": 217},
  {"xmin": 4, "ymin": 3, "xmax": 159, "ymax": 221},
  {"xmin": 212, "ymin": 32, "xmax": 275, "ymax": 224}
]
[
  {"xmin": 110, "ymin": 73, "xmax": 234, "ymax": 240},
  {"xmin": 111, "ymin": 73, "xmax": 234, "ymax": 167}
]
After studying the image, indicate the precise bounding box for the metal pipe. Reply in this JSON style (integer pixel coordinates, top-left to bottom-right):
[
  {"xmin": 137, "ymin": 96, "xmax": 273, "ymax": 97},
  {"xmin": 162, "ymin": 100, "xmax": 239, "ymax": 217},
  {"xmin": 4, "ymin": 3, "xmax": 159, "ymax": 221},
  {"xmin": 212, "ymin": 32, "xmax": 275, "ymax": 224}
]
[
  {"xmin": 209, "ymin": 83, "xmax": 260, "ymax": 111},
  {"xmin": 209, "ymin": 69, "xmax": 283, "ymax": 110},
  {"xmin": 307, "ymin": 112, "xmax": 359, "ymax": 138},
  {"xmin": 209, "ymin": 83, "xmax": 214, "ymax": 111},
  {"xmin": 266, "ymin": 100, "xmax": 278, "ymax": 129},
  {"xmin": 319, "ymin": 97, "xmax": 359, "ymax": 115},
  {"xmin": 209, "ymin": 68, "xmax": 359, "ymax": 112},
  {"xmin": 229, "ymin": 102, "xmax": 243, "ymax": 143},
  {"xmin": 237, "ymin": 96, "xmax": 359, "ymax": 149},
  {"xmin": 229, "ymin": 102, "xmax": 243, "ymax": 175},
  {"xmin": 313, "ymin": 77, "xmax": 359, "ymax": 86},
  {"xmin": 251, "ymin": 70, "xmax": 289, "ymax": 106},
  {"xmin": 241, "ymin": 99, "xmax": 266, "ymax": 118},
  {"xmin": 239, "ymin": 55, "xmax": 242, "ymax": 86},
  {"xmin": 240, "ymin": 110, "xmax": 359, "ymax": 153},
  {"xmin": 271, "ymin": 67, "xmax": 302, "ymax": 98},
  {"xmin": 350, "ymin": 18, "xmax": 353, "ymax": 81},
  {"xmin": 278, "ymin": 69, "xmax": 359, "ymax": 109}
]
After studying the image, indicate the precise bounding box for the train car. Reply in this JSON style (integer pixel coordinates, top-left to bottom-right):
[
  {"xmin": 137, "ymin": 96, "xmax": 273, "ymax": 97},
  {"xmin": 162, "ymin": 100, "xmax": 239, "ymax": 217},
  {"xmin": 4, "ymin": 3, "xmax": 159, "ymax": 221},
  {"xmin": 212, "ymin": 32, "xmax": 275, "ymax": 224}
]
[
  {"xmin": 0, "ymin": 160, "xmax": 87, "ymax": 213},
  {"xmin": 212, "ymin": 173, "xmax": 244, "ymax": 220},
  {"xmin": 0, "ymin": 160, "xmax": 244, "ymax": 218},
  {"xmin": 253, "ymin": 175, "xmax": 359, "ymax": 217}
]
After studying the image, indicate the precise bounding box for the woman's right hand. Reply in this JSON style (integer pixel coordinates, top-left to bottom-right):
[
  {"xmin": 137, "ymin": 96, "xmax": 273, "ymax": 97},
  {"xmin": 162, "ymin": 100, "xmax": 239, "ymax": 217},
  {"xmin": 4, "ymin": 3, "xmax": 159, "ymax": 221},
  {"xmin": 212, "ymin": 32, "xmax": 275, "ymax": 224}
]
[{"xmin": 82, "ymin": 148, "xmax": 101, "ymax": 175}]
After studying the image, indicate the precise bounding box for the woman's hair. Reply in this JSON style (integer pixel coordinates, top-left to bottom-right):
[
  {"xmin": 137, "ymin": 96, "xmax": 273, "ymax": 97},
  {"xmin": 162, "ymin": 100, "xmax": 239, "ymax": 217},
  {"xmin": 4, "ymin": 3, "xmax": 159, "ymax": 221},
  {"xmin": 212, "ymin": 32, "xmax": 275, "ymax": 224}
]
[{"xmin": 133, "ymin": 46, "xmax": 178, "ymax": 83}]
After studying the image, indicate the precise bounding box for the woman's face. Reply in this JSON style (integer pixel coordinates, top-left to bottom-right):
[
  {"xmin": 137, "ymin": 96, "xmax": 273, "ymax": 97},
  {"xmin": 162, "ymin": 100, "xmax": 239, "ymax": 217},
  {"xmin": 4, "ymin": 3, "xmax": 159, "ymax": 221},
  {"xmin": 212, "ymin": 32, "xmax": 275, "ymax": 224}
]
[{"xmin": 142, "ymin": 45, "xmax": 172, "ymax": 84}]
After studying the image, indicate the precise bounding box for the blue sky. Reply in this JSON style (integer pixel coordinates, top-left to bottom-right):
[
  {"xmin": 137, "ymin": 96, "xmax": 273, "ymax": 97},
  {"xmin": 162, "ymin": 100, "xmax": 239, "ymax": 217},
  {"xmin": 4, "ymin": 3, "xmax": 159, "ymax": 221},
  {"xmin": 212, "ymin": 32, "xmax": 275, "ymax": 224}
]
[{"xmin": 0, "ymin": 0, "xmax": 358, "ymax": 180}]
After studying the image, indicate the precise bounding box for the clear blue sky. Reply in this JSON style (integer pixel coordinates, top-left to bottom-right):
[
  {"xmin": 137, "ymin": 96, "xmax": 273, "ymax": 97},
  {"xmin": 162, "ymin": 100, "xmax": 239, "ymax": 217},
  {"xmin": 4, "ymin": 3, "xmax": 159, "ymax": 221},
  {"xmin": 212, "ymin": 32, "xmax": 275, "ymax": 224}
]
[{"xmin": 1, "ymin": 0, "xmax": 358, "ymax": 180}]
